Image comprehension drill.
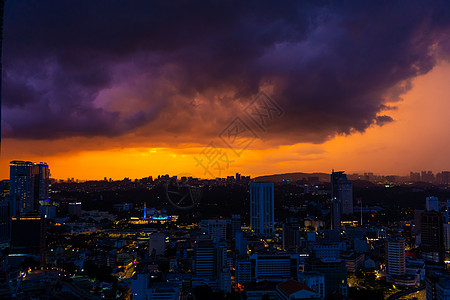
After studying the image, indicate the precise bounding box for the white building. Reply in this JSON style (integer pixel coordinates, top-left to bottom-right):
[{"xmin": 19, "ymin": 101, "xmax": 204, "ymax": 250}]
[{"xmin": 386, "ymin": 236, "xmax": 405, "ymax": 279}]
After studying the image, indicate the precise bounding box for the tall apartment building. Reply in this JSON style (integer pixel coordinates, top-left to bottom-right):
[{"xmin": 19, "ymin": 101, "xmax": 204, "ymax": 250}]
[{"xmin": 386, "ymin": 236, "xmax": 406, "ymax": 280}]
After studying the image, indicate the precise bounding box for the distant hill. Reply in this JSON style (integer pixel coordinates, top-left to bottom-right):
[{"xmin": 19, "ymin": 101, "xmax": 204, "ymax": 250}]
[{"xmin": 253, "ymin": 172, "xmax": 331, "ymax": 183}]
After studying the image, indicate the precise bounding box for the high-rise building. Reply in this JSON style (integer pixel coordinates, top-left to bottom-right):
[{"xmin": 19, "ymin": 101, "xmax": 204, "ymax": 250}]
[
  {"xmin": 250, "ymin": 182, "xmax": 274, "ymax": 236},
  {"xmin": 386, "ymin": 236, "xmax": 406, "ymax": 280},
  {"xmin": 35, "ymin": 163, "xmax": 50, "ymax": 204},
  {"xmin": 11, "ymin": 215, "xmax": 46, "ymax": 264},
  {"xmin": 421, "ymin": 210, "xmax": 445, "ymax": 265},
  {"xmin": 9, "ymin": 161, "xmax": 50, "ymax": 217},
  {"xmin": 236, "ymin": 173, "xmax": 241, "ymax": 184},
  {"xmin": 331, "ymin": 171, "xmax": 353, "ymax": 222},
  {"xmin": 193, "ymin": 240, "xmax": 231, "ymax": 292}
]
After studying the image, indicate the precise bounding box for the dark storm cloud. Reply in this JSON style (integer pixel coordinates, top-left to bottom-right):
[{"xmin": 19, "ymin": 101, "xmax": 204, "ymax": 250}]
[{"xmin": 2, "ymin": 0, "xmax": 450, "ymax": 144}]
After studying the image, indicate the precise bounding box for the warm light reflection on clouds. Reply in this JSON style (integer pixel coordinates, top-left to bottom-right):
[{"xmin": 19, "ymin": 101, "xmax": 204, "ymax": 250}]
[{"xmin": 1, "ymin": 62, "xmax": 450, "ymax": 180}]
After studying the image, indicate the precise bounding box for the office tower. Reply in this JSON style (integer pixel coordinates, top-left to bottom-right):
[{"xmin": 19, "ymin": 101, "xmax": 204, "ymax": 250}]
[
  {"xmin": 426, "ymin": 196, "xmax": 439, "ymax": 212},
  {"xmin": 386, "ymin": 236, "xmax": 406, "ymax": 280},
  {"xmin": 35, "ymin": 163, "xmax": 50, "ymax": 204},
  {"xmin": 421, "ymin": 211, "xmax": 445, "ymax": 265},
  {"xmin": 236, "ymin": 173, "xmax": 241, "ymax": 184},
  {"xmin": 250, "ymin": 182, "xmax": 274, "ymax": 236},
  {"xmin": 310, "ymin": 258, "xmax": 347, "ymax": 296},
  {"xmin": 149, "ymin": 232, "xmax": 166, "ymax": 257},
  {"xmin": 231, "ymin": 214, "xmax": 241, "ymax": 239},
  {"xmin": 331, "ymin": 172, "xmax": 353, "ymax": 224},
  {"xmin": 9, "ymin": 161, "xmax": 50, "ymax": 217},
  {"xmin": 193, "ymin": 240, "xmax": 231, "ymax": 292},
  {"xmin": 283, "ymin": 222, "xmax": 301, "ymax": 251},
  {"xmin": 9, "ymin": 161, "xmax": 35, "ymax": 216},
  {"xmin": 11, "ymin": 215, "xmax": 46, "ymax": 264}
]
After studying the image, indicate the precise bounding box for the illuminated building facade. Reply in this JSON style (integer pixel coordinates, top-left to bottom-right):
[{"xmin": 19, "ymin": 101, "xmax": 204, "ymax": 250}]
[{"xmin": 9, "ymin": 161, "xmax": 50, "ymax": 217}]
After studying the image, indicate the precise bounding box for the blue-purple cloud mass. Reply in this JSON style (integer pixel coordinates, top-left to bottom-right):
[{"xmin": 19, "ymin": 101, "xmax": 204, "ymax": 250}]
[{"xmin": 2, "ymin": 0, "xmax": 450, "ymax": 145}]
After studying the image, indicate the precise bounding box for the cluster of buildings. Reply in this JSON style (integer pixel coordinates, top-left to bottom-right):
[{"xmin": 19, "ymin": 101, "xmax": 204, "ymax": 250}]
[{"xmin": 2, "ymin": 161, "xmax": 450, "ymax": 299}]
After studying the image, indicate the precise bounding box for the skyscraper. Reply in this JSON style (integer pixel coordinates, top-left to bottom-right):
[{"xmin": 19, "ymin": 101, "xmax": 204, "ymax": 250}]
[
  {"xmin": 250, "ymin": 182, "xmax": 274, "ymax": 236},
  {"xmin": 421, "ymin": 210, "xmax": 445, "ymax": 265},
  {"xmin": 193, "ymin": 240, "xmax": 231, "ymax": 292},
  {"xmin": 9, "ymin": 161, "xmax": 50, "ymax": 217},
  {"xmin": 331, "ymin": 171, "xmax": 353, "ymax": 230},
  {"xmin": 386, "ymin": 236, "xmax": 406, "ymax": 280}
]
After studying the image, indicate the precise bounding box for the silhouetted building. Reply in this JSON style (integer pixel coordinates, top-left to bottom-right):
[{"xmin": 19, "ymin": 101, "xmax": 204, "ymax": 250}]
[
  {"xmin": 231, "ymin": 214, "xmax": 241, "ymax": 239},
  {"xmin": 68, "ymin": 202, "xmax": 82, "ymax": 217},
  {"xmin": 250, "ymin": 182, "xmax": 274, "ymax": 236},
  {"xmin": 283, "ymin": 222, "xmax": 301, "ymax": 251},
  {"xmin": 0, "ymin": 201, "xmax": 9, "ymax": 249},
  {"xmin": 421, "ymin": 211, "xmax": 445, "ymax": 266},
  {"xmin": 310, "ymin": 258, "xmax": 347, "ymax": 296},
  {"xmin": 10, "ymin": 215, "xmax": 46, "ymax": 264},
  {"xmin": 331, "ymin": 171, "xmax": 353, "ymax": 223}
]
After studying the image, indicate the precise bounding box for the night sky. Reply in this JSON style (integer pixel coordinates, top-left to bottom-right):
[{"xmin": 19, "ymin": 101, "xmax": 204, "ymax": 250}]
[{"xmin": 2, "ymin": 1, "xmax": 450, "ymax": 179}]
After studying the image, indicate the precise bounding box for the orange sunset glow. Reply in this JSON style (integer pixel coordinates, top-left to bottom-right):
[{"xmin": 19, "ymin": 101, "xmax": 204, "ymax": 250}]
[{"xmin": 2, "ymin": 62, "xmax": 449, "ymax": 180}]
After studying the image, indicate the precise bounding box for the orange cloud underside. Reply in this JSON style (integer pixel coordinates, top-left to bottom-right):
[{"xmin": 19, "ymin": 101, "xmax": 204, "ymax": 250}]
[{"xmin": 2, "ymin": 62, "xmax": 450, "ymax": 180}]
